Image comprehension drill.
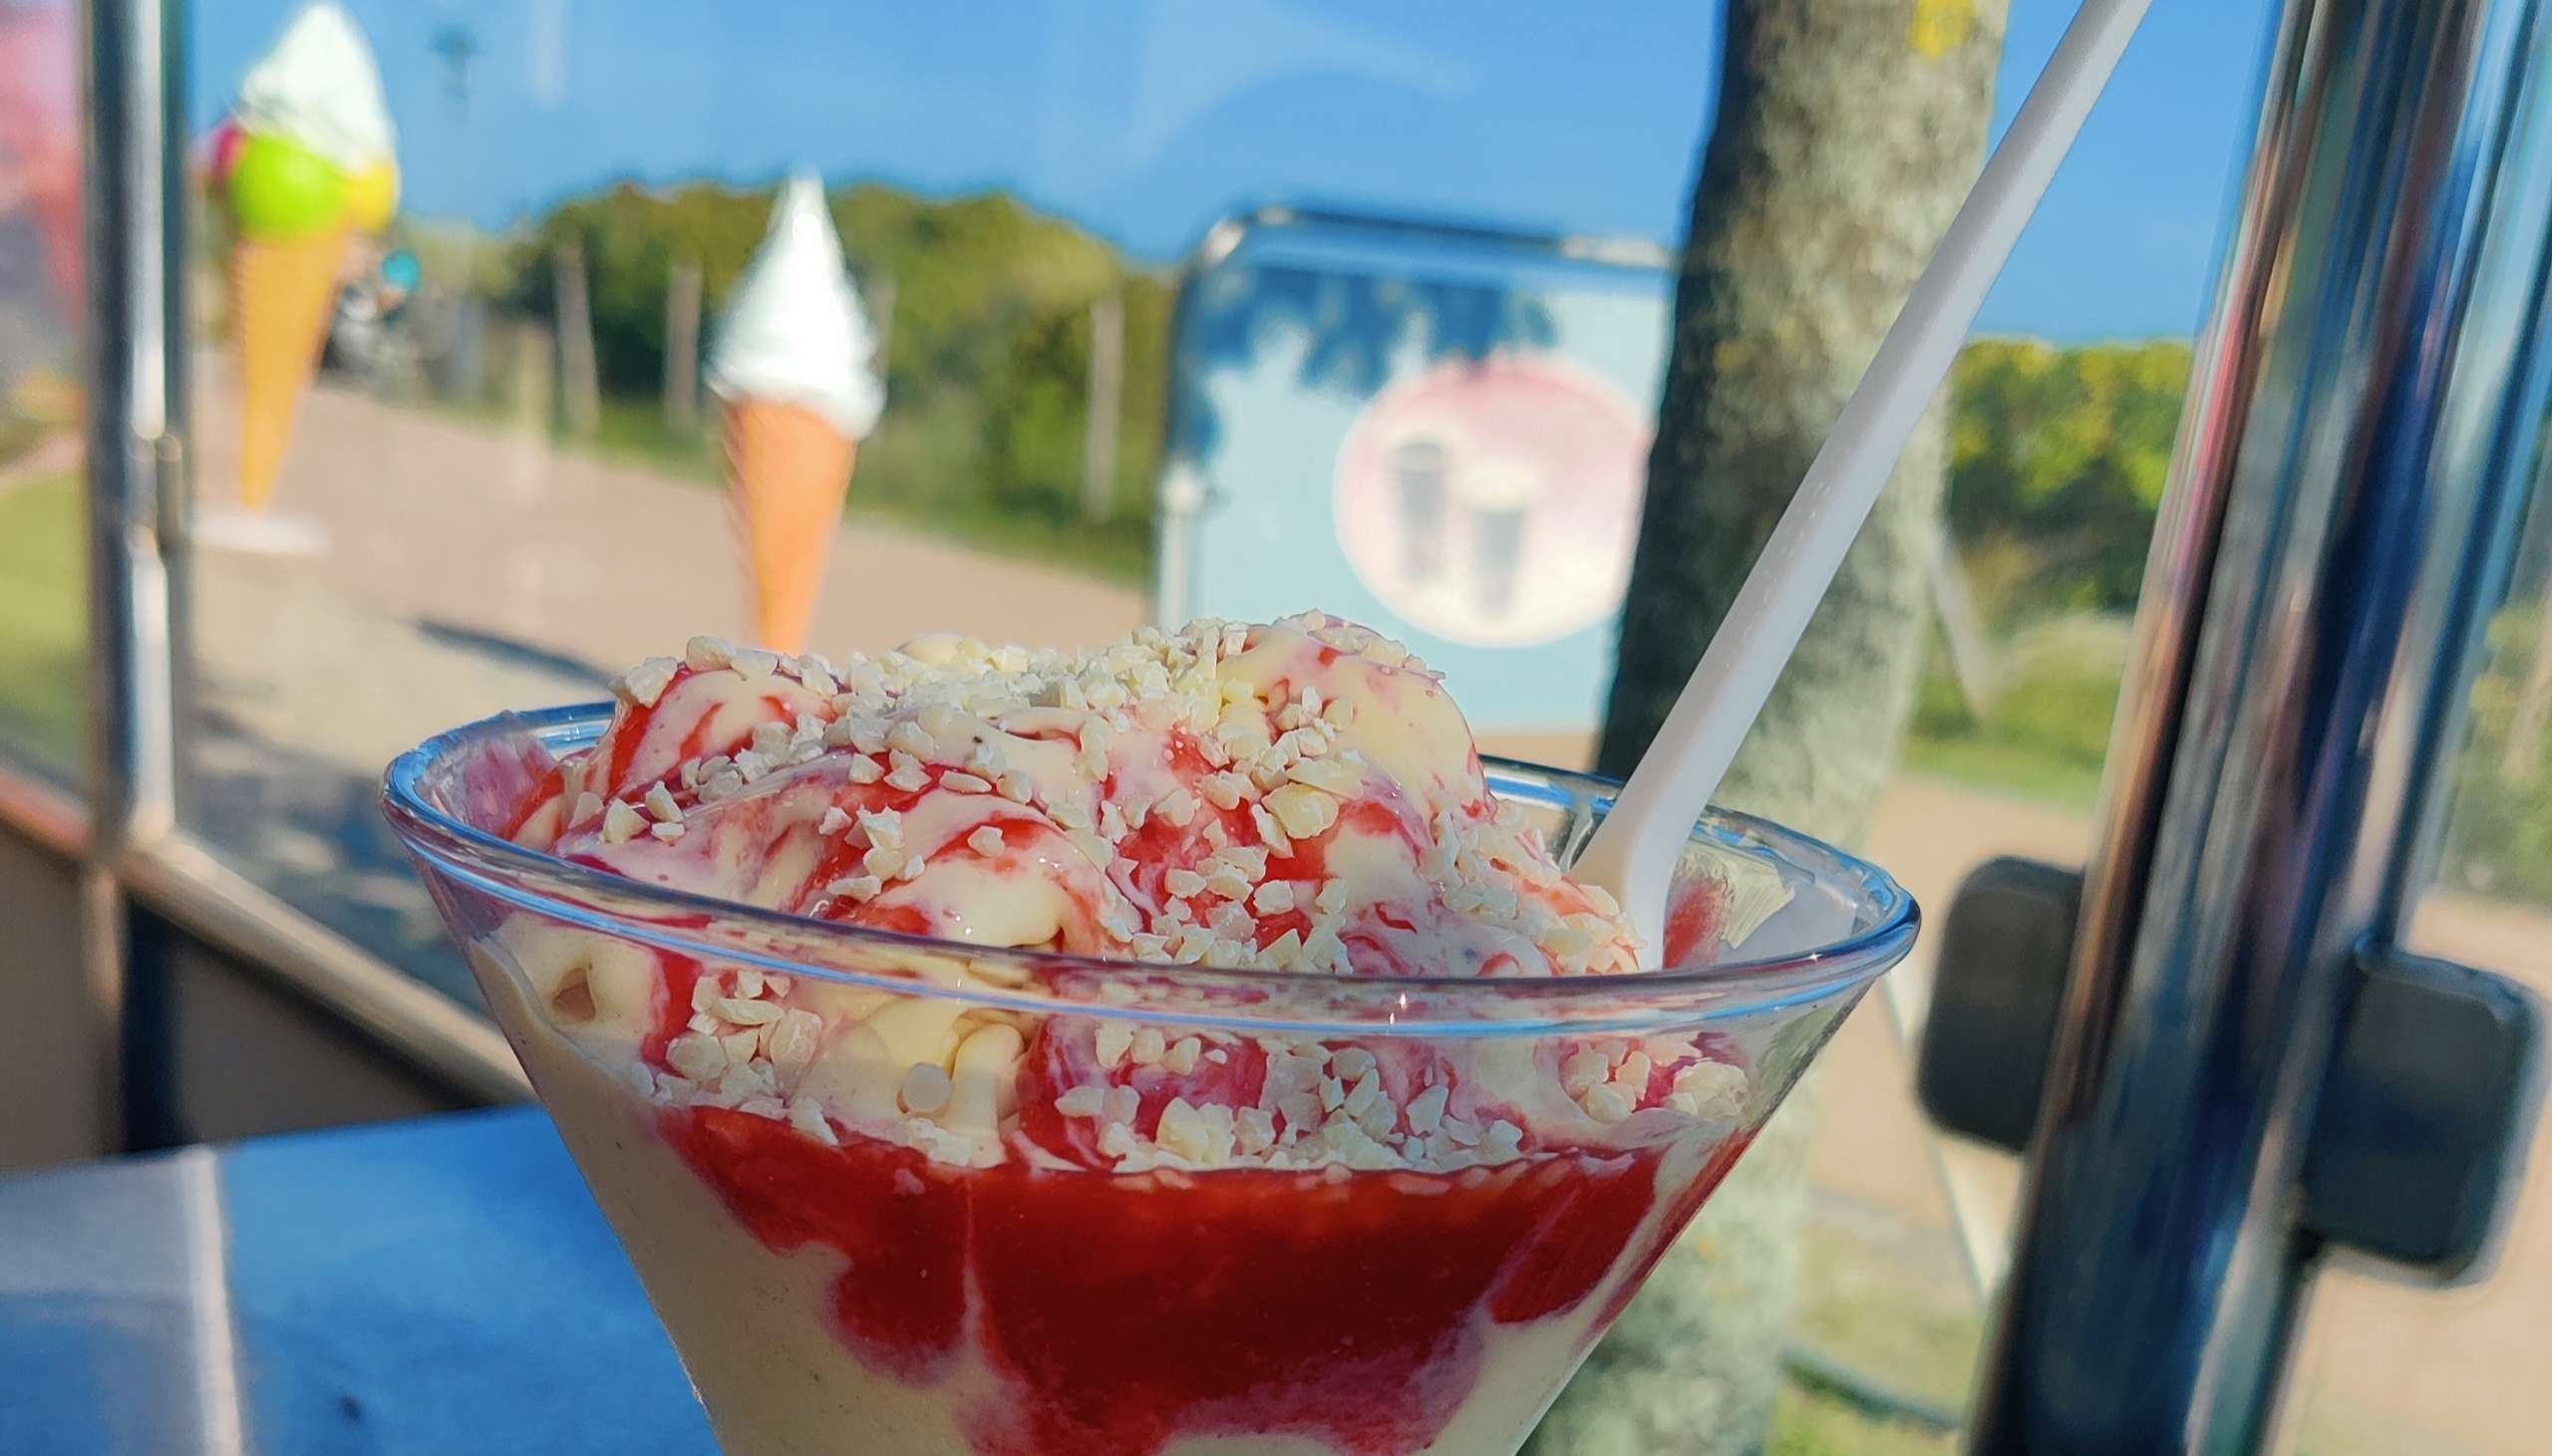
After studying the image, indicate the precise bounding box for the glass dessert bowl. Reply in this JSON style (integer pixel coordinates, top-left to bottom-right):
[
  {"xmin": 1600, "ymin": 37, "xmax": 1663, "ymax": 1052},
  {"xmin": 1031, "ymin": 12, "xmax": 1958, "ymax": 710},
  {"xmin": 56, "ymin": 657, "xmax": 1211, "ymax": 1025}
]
[{"xmin": 384, "ymin": 621, "xmax": 1915, "ymax": 1456}]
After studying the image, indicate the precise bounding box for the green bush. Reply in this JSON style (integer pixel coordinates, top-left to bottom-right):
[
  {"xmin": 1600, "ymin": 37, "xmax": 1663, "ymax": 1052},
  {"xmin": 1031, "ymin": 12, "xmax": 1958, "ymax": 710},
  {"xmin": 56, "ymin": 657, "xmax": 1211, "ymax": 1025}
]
[
  {"xmin": 494, "ymin": 181, "xmax": 2204, "ymax": 609},
  {"xmin": 1948, "ymin": 339, "xmax": 2190, "ymax": 617},
  {"xmin": 2436, "ymin": 606, "xmax": 2552, "ymax": 900},
  {"xmin": 0, "ymin": 472, "xmax": 84, "ymax": 773},
  {"xmin": 1766, "ymin": 1387, "xmax": 1954, "ymax": 1456}
]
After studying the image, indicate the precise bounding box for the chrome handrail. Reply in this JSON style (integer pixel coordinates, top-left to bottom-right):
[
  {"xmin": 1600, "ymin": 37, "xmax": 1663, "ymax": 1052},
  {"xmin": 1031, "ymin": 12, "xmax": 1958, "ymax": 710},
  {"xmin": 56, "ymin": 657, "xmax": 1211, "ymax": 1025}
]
[{"xmin": 1972, "ymin": 0, "xmax": 2552, "ymax": 1449}]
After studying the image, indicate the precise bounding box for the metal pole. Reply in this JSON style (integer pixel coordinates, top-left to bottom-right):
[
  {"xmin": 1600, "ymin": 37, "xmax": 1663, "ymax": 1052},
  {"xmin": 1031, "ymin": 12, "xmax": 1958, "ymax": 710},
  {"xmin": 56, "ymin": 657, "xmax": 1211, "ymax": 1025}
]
[
  {"xmin": 81, "ymin": 0, "xmax": 185, "ymax": 1150},
  {"xmin": 1972, "ymin": 0, "xmax": 2552, "ymax": 1450},
  {"xmin": 432, "ymin": 25, "xmax": 478, "ymax": 283}
]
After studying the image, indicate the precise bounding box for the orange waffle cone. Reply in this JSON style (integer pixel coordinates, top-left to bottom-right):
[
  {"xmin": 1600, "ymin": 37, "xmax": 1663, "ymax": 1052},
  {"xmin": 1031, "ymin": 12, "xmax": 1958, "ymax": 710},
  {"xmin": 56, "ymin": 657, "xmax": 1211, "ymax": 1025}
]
[
  {"xmin": 724, "ymin": 400, "xmax": 855, "ymax": 654},
  {"xmin": 231, "ymin": 229, "xmax": 349, "ymax": 512}
]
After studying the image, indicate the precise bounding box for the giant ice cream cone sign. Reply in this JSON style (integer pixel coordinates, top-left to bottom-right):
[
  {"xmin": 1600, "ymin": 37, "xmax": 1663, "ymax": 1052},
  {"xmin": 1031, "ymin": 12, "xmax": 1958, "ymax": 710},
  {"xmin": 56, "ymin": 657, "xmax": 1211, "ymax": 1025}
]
[
  {"xmin": 213, "ymin": 1, "xmax": 399, "ymax": 513},
  {"xmin": 706, "ymin": 174, "xmax": 885, "ymax": 655}
]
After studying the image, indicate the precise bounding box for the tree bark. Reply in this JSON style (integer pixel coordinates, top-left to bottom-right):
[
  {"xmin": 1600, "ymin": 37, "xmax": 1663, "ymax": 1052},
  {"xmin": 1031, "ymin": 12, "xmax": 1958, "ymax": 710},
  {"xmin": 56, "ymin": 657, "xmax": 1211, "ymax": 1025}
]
[
  {"xmin": 1599, "ymin": 0, "xmax": 2007, "ymax": 832},
  {"xmin": 1540, "ymin": 3, "xmax": 2007, "ymax": 1450}
]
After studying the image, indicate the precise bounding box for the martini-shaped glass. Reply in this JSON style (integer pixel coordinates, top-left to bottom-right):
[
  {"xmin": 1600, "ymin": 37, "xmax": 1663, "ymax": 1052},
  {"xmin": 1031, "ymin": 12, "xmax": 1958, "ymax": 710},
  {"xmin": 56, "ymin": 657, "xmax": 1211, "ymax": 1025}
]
[{"xmin": 386, "ymin": 704, "xmax": 1915, "ymax": 1456}]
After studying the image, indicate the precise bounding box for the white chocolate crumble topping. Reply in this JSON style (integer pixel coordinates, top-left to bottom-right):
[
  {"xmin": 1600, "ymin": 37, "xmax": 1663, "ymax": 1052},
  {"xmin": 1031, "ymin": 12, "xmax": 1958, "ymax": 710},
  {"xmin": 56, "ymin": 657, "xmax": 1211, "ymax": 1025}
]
[{"xmin": 502, "ymin": 616, "xmax": 1754, "ymax": 1176}]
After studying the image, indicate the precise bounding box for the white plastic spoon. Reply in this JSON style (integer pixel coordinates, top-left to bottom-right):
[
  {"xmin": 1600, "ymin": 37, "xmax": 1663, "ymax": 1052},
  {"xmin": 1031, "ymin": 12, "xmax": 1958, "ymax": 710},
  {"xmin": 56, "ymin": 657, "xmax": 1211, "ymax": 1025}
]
[{"xmin": 1574, "ymin": 0, "xmax": 2155, "ymax": 956}]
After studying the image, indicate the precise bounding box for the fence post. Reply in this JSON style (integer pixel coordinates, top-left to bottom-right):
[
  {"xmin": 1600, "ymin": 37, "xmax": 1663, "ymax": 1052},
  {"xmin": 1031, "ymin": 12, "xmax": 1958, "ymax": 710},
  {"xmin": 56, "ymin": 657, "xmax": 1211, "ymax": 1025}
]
[
  {"xmin": 1931, "ymin": 533, "xmax": 1999, "ymax": 717},
  {"xmin": 2501, "ymin": 569, "xmax": 2552, "ymax": 782},
  {"xmin": 664, "ymin": 258, "xmax": 702, "ymax": 432},
  {"xmin": 1083, "ymin": 289, "xmax": 1124, "ymax": 522},
  {"xmin": 866, "ymin": 272, "xmax": 897, "ymax": 375},
  {"xmin": 553, "ymin": 240, "xmax": 600, "ymax": 438},
  {"xmin": 513, "ymin": 320, "xmax": 555, "ymax": 437}
]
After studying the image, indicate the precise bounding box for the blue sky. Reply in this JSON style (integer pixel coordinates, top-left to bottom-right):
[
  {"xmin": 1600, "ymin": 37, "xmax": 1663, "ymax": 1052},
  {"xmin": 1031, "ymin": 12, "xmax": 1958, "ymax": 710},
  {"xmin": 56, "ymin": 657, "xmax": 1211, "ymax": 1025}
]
[{"xmin": 192, "ymin": 1, "xmax": 2274, "ymax": 342}]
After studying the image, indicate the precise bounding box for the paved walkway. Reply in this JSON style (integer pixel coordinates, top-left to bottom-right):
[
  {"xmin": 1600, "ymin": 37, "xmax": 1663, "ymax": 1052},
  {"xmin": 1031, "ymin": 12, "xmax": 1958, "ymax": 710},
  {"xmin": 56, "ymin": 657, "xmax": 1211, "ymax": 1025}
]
[{"xmin": 188, "ymin": 361, "xmax": 1144, "ymax": 675}]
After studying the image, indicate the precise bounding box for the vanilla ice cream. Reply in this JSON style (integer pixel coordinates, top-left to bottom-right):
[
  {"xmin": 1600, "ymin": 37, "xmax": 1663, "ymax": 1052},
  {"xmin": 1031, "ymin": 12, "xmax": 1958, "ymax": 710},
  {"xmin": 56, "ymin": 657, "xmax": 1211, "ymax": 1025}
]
[{"xmin": 459, "ymin": 615, "xmax": 1783, "ymax": 1456}]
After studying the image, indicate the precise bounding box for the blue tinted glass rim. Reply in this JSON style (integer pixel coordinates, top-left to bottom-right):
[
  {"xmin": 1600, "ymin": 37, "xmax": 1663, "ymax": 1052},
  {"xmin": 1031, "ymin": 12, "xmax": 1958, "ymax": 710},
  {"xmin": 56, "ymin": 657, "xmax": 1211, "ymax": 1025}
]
[{"xmin": 385, "ymin": 703, "xmax": 1920, "ymax": 1025}]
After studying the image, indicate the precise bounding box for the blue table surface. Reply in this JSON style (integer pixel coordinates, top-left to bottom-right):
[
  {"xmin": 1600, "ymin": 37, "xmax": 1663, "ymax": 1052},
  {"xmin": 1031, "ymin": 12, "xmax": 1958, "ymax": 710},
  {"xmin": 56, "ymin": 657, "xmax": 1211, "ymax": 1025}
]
[{"xmin": 0, "ymin": 1106, "xmax": 718, "ymax": 1454}]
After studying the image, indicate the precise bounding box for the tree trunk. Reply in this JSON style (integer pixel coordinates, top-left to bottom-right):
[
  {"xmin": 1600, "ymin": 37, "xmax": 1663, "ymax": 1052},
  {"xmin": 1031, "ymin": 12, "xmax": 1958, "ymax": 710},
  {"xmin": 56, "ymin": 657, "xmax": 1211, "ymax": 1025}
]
[{"xmin": 1540, "ymin": 3, "xmax": 2008, "ymax": 1450}]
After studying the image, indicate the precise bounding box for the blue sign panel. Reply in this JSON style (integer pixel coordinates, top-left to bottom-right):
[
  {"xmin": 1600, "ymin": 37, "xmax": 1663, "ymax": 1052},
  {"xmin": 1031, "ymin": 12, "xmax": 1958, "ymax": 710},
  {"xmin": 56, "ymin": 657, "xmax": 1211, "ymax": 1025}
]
[{"xmin": 1156, "ymin": 212, "xmax": 1673, "ymax": 735}]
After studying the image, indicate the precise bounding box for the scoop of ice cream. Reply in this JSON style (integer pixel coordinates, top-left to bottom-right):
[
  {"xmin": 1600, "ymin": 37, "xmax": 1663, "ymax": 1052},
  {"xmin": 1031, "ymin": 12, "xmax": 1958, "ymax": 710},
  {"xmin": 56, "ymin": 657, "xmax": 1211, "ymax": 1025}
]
[
  {"xmin": 527, "ymin": 614, "xmax": 1637, "ymax": 981},
  {"xmin": 705, "ymin": 174, "xmax": 884, "ymax": 439},
  {"xmin": 470, "ymin": 616, "xmax": 1782, "ymax": 1456},
  {"xmin": 235, "ymin": 1, "xmax": 395, "ymax": 170},
  {"xmin": 496, "ymin": 616, "xmax": 1764, "ymax": 1178}
]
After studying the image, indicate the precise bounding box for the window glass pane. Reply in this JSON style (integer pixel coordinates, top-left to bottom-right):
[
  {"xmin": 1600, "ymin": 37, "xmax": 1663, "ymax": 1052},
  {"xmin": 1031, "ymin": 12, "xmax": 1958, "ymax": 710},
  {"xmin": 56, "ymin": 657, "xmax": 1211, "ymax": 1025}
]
[
  {"xmin": 173, "ymin": 1, "xmax": 2261, "ymax": 1446},
  {"xmin": 0, "ymin": 0, "xmax": 87, "ymax": 787},
  {"xmin": 2273, "ymin": 464, "xmax": 2552, "ymax": 1456}
]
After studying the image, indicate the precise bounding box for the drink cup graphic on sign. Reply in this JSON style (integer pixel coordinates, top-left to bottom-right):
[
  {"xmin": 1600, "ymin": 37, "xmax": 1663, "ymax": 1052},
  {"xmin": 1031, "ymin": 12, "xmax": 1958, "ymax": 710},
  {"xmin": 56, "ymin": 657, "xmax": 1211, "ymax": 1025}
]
[
  {"xmin": 1391, "ymin": 434, "xmax": 1452, "ymax": 584},
  {"xmin": 1335, "ymin": 353, "xmax": 1646, "ymax": 650},
  {"xmin": 1455, "ymin": 460, "xmax": 1541, "ymax": 619}
]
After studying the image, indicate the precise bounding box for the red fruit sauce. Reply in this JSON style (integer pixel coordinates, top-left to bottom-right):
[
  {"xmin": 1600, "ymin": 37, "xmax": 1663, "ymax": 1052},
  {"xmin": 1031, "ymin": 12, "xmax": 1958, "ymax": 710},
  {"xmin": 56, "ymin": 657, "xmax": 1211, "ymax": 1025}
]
[
  {"xmin": 664, "ymin": 1107, "xmax": 1753, "ymax": 1455},
  {"xmin": 531, "ymin": 665, "xmax": 1765, "ymax": 1453}
]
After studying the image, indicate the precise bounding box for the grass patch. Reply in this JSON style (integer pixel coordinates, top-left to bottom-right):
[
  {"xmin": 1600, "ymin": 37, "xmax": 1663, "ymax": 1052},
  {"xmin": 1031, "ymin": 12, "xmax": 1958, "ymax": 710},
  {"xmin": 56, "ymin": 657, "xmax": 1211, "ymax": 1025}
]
[
  {"xmin": 0, "ymin": 470, "xmax": 85, "ymax": 777},
  {"xmin": 1792, "ymin": 1217, "xmax": 1984, "ymax": 1409},
  {"xmin": 1902, "ymin": 602, "xmax": 2552, "ymax": 914},
  {"xmin": 1902, "ymin": 614, "xmax": 2126, "ymax": 809},
  {"xmin": 863, "ymin": 485, "xmax": 1152, "ymax": 584},
  {"xmin": 1766, "ymin": 1384, "xmax": 1957, "ymax": 1456},
  {"xmin": 1899, "ymin": 731, "xmax": 2103, "ymax": 808},
  {"xmin": 2435, "ymin": 605, "xmax": 2552, "ymax": 903},
  {"xmin": 579, "ymin": 397, "xmax": 719, "ymax": 482}
]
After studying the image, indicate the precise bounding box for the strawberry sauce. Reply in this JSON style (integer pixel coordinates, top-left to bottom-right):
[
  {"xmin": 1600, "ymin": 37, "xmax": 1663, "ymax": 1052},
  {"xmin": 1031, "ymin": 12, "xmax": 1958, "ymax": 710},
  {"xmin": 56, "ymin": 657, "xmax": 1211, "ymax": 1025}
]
[
  {"xmin": 663, "ymin": 1107, "xmax": 1751, "ymax": 1456},
  {"xmin": 500, "ymin": 621, "xmax": 1787, "ymax": 1454}
]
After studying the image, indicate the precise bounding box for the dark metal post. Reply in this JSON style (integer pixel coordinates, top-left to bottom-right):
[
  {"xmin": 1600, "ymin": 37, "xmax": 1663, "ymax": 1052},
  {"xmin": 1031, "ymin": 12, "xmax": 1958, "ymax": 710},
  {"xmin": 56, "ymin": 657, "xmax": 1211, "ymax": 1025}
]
[
  {"xmin": 81, "ymin": 0, "xmax": 184, "ymax": 1150},
  {"xmin": 1971, "ymin": 0, "xmax": 2552, "ymax": 1451}
]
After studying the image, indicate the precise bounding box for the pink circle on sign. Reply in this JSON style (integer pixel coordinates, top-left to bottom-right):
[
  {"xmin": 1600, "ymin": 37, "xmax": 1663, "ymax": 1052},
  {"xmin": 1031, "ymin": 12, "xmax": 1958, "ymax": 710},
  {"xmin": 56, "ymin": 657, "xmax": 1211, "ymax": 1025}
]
[{"xmin": 1334, "ymin": 352, "xmax": 1652, "ymax": 649}]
